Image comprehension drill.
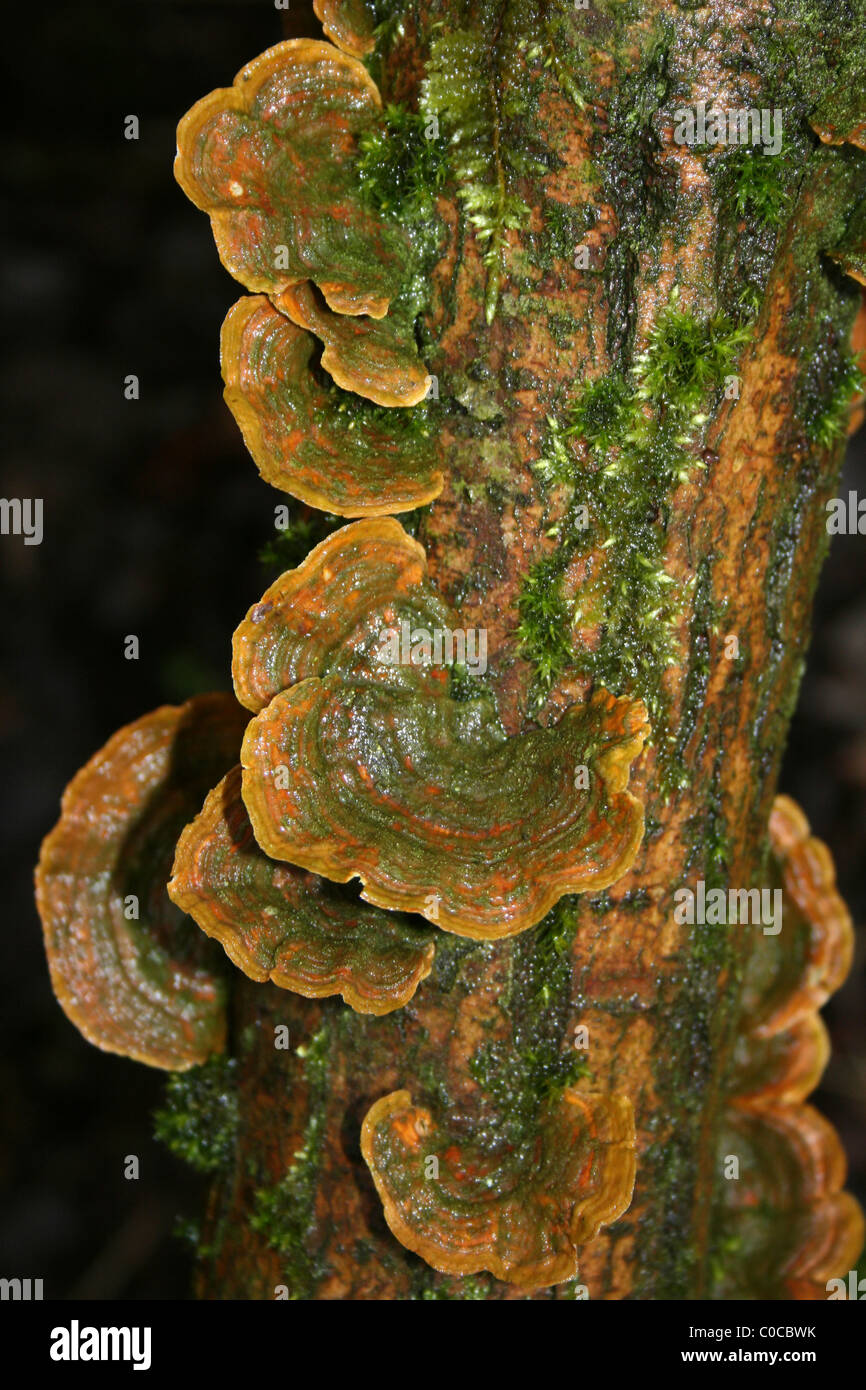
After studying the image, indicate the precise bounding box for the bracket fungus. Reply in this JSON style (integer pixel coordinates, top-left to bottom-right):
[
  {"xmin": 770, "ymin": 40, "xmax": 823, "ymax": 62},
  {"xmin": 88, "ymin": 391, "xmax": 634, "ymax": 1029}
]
[
  {"xmin": 232, "ymin": 517, "xmax": 454, "ymax": 711},
  {"xmin": 235, "ymin": 519, "xmax": 649, "ymax": 938},
  {"xmin": 360, "ymin": 1088, "xmax": 636, "ymax": 1286},
  {"xmin": 716, "ymin": 795, "xmax": 864, "ymax": 1298},
  {"xmin": 272, "ymin": 283, "xmax": 432, "ymax": 408},
  {"xmin": 313, "ymin": 0, "xmax": 377, "ymax": 59},
  {"xmin": 175, "ymin": 38, "xmax": 430, "ymax": 416},
  {"xmin": 242, "ymin": 681, "xmax": 648, "ymax": 938},
  {"xmin": 175, "ymin": 40, "xmax": 400, "ymax": 316},
  {"xmin": 34, "ymin": 695, "xmax": 248, "ymax": 1070},
  {"xmin": 31, "ymin": 0, "xmax": 866, "ymax": 1304},
  {"xmin": 729, "ymin": 1013, "xmax": 831, "ymax": 1111},
  {"xmin": 168, "ymin": 766, "xmax": 435, "ymax": 1015},
  {"xmin": 828, "ymin": 201, "xmax": 866, "ymax": 288},
  {"xmin": 714, "ymin": 1103, "xmax": 864, "ymax": 1301},
  {"xmin": 740, "ymin": 794, "xmax": 854, "ymax": 1040},
  {"xmin": 221, "ymin": 296, "xmax": 442, "ymax": 513}
]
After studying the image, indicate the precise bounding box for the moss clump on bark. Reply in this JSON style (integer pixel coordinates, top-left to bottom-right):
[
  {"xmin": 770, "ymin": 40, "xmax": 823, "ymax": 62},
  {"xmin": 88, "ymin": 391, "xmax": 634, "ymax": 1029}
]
[
  {"xmin": 154, "ymin": 1056, "xmax": 239, "ymax": 1174},
  {"xmin": 518, "ymin": 296, "xmax": 750, "ymax": 744},
  {"xmin": 801, "ymin": 350, "xmax": 865, "ymax": 447},
  {"xmin": 357, "ymin": 102, "xmax": 449, "ymax": 221},
  {"xmin": 250, "ymin": 1021, "xmax": 332, "ymax": 1299}
]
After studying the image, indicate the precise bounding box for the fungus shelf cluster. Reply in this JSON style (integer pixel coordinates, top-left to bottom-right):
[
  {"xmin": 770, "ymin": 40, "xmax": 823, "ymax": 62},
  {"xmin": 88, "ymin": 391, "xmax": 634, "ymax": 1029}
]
[
  {"xmin": 35, "ymin": 512, "xmax": 648, "ymax": 1282},
  {"xmin": 361, "ymin": 1088, "xmax": 636, "ymax": 1286},
  {"xmin": 34, "ymin": 5, "xmax": 864, "ymax": 1296},
  {"xmin": 714, "ymin": 797, "xmax": 864, "ymax": 1299},
  {"xmin": 35, "ymin": 695, "xmax": 247, "ymax": 1069},
  {"xmin": 175, "ymin": 37, "xmax": 439, "ymax": 510},
  {"xmin": 38, "ymin": 511, "xmax": 650, "ymax": 1278},
  {"xmin": 220, "ymin": 296, "xmax": 443, "ymax": 512}
]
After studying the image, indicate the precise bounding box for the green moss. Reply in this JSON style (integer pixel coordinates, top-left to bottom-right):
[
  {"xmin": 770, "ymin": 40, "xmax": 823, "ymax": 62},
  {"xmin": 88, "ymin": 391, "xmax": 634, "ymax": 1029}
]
[
  {"xmin": 634, "ymin": 294, "xmax": 751, "ymax": 412},
  {"xmin": 352, "ymin": 65, "xmax": 452, "ymax": 377},
  {"xmin": 326, "ymin": 370, "xmax": 440, "ymax": 441},
  {"xmin": 516, "ymin": 549, "xmax": 573, "ymax": 692},
  {"xmin": 357, "ymin": 102, "xmax": 449, "ymax": 222},
  {"xmin": 468, "ymin": 899, "xmax": 589, "ymax": 1160},
  {"xmin": 801, "ymin": 348, "xmax": 864, "ymax": 447},
  {"xmin": 516, "ymin": 278, "xmax": 761, "ymax": 1299},
  {"xmin": 533, "ymin": 196, "xmax": 595, "ymax": 274},
  {"xmin": 420, "ymin": 21, "xmax": 532, "ymax": 324},
  {"xmin": 570, "ymin": 374, "xmax": 634, "ymax": 451},
  {"xmin": 518, "ymin": 902, "xmax": 589, "ymax": 1088},
  {"xmin": 250, "ymin": 1021, "xmax": 332, "ymax": 1299},
  {"xmin": 520, "ymin": 294, "xmax": 750, "ymax": 748},
  {"xmin": 418, "ymin": 1273, "xmax": 492, "ymax": 1300},
  {"xmin": 714, "ymin": 142, "xmax": 797, "ymax": 229},
  {"xmin": 259, "ymin": 509, "xmax": 344, "ymax": 577},
  {"xmin": 154, "ymin": 1056, "xmax": 239, "ymax": 1174},
  {"xmin": 534, "ymin": 897, "xmax": 581, "ymax": 961}
]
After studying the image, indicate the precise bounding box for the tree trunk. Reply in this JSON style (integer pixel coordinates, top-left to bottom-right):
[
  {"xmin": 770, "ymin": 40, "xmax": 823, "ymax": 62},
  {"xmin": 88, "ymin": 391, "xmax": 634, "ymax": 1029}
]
[{"xmin": 194, "ymin": 0, "xmax": 866, "ymax": 1299}]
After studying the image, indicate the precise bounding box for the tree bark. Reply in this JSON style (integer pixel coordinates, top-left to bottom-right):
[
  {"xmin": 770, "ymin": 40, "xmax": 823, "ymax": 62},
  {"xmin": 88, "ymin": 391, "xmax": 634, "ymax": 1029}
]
[{"xmin": 195, "ymin": 0, "xmax": 866, "ymax": 1299}]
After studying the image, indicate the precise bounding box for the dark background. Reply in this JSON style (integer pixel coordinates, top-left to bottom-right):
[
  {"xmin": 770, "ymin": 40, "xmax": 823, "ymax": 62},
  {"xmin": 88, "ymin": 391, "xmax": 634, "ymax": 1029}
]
[{"xmin": 2, "ymin": 1, "xmax": 864, "ymax": 1298}]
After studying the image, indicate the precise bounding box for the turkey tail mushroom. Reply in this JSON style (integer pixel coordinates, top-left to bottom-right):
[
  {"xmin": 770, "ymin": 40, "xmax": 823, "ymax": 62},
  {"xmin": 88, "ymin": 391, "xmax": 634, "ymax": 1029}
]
[
  {"xmin": 713, "ymin": 795, "xmax": 863, "ymax": 1299},
  {"xmin": 35, "ymin": 695, "xmax": 247, "ymax": 1070},
  {"xmin": 361, "ymin": 1087, "xmax": 636, "ymax": 1287}
]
